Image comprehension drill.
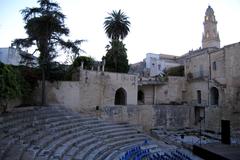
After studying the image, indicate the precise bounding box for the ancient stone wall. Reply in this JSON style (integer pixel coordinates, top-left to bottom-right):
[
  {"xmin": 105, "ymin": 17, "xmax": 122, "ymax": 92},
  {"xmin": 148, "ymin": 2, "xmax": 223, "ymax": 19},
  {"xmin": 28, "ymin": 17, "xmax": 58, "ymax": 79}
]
[
  {"xmin": 184, "ymin": 42, "xmax": 240, "ymax": 133},
  {"xmin": 156, "ymin": 77, "xmax": 185, "ymax": 104},
  {"xmin": 34, "ymin": 70, "xmax": 138, "ymax": 111},
  {"xmin": 138, "ymin": 76, "xmax": 185, "ymax": 105},
  {"xmin": 100, "ymin": 105, "xmax": 192, "ymax": 131},
  {"xmin": 224, "ymin": 43, "xmax": 240, "ymax": 131}
]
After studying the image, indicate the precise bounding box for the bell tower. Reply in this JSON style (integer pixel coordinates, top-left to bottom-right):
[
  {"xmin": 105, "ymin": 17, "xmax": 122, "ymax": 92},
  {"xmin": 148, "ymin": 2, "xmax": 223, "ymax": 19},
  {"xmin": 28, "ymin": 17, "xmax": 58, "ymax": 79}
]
[{"xmin": 202, "ymin": 6, "xmax": 220, "ymax": 48}]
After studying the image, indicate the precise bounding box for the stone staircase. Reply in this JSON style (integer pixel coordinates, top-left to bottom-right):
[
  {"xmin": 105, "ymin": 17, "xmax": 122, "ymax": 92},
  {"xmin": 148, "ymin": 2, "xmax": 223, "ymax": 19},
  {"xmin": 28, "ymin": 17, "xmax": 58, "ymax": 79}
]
[{"xmin": 0, "ymin": 106, "xmax": 165, "ymax": 160}]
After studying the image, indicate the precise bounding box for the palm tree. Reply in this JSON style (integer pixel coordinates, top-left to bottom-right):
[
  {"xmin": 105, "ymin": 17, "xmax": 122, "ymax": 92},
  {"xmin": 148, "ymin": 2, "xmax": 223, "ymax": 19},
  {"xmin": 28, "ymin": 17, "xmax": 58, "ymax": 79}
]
[
  {"xmin": 104, "ymin": 10, "xmax": 130, "ymax": 72},
  {"xmin": 104, "ymin": 10, "xmax": 130, "ymax": 41},
  {"xmin": 12, "ymin": 0, "xmax": 84, "ymax": 105}
]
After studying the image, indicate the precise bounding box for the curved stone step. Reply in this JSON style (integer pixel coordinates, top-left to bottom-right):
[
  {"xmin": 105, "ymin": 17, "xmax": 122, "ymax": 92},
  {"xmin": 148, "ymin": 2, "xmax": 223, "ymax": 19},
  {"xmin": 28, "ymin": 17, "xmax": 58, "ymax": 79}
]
[
  {"xmin": 0, "ymin": 106, "xmax": 167, "ymax": 160},
  {"xmin": 63, "ymin": 137, "xmax": 99, "ymax": 160},
  {"xmin": 105, "ymin": 142, "xmax": 144, "ymax": 160},
  {"xmin": 85, "ymin": 136, "xmax": 148, "ymax": 160},
  {"xmin": 2, "ymin": 141, "xmax": 25, "ymax": 160},
  {"xmin": 96, "ymin": 137, "xmax": 149, "ymax": 160},
  {"xmin": 94, "ymin": 127, "xmax": 137, "ymax": 137},
  {"xmin": 22, "ymin": 116, "xmax": 99, "ymax": 158},
  {"xmin": 89, "ymin": 123, "xmax": 132, "ymax": 133},
  {"xmin": 0, "ymin": 114, "xmax": 66, "ymax": 160},
  {"xmin": 49, "ymin": 134, "xmax": 96, "ymax": 160},
  {"xmin": 20, "ymin": 118, "xmax": 91, "ymax": 160},
  {"xmin": 33, "ymin": 127, "xmax": 88, "ymax": 159},
  {"xmin": 77, "ymin": 133, "xmax": 146, "ymax": 160}
]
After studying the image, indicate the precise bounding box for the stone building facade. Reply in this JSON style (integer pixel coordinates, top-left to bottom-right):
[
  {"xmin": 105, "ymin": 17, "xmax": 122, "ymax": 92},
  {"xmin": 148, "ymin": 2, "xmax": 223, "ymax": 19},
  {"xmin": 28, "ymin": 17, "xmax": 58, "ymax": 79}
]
[
  {"xmin": 130, "ymin": 5, "xmax": 240, "ymax": 133},
  {"xmin": 32, "ymin": 6, "xmax": 239, "ymax": 134},
  {"xmin": 130, "ymin": 53, "xmax": 180, "ymax": 77},
  {"xmin": 180, "ymin": 6, "xmax": 240, "ymax": 132}
]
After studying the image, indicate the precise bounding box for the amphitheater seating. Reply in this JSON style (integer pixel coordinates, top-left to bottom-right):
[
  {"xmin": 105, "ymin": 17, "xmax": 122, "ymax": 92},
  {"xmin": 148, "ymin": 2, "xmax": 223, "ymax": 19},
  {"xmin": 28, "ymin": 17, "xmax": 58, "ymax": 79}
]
[{"xmin": 0, "ymin": 106, "xmax": 175, "ymax": 160}]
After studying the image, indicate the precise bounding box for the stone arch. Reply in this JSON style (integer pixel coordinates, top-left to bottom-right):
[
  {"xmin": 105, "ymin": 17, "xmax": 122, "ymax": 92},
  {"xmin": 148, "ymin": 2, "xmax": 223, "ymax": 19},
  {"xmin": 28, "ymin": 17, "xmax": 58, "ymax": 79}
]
[
  {"xmin": 138, "ymin": 90, "xmax": 144, "ymax": 104},
  {"xmin": 114, "ymin": 88, "xmax": 127, "ymax": 105},
  {"xmin": 210, "ymin": 87, "xmax": 219, "ymax": 105}
]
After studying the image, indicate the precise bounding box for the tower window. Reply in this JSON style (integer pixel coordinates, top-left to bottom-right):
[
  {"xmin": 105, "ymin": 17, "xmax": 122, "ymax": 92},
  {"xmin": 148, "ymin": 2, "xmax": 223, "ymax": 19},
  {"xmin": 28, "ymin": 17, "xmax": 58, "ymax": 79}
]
[
  {"xmin": 213, "ymin": 61, "xmax": 217, "ymax": 70},
  {"xmin": 206, "ymin": 16, "xmax": 209, "ymax": 21},
  {"xmin": 206, "ymin": 32, "xmax": 209, "ymax": 38},
  {"xmin": 197, "ymin": 90, "xmax": 202, "ymax": 104}
]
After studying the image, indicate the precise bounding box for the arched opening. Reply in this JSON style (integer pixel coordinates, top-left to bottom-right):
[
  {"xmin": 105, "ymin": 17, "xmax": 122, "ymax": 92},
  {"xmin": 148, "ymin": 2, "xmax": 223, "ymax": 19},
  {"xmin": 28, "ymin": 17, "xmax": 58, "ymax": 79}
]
[
  {"xmin": 138, "ymin": 90, "xmax": 144, "ymax": 104},
  {"xmin": 114, "ymin": 88, "xmax": 127, "ymax": 105},
  {"xmin": 210, "ymin": 87, "xmax": 219, "ymax": 105}
]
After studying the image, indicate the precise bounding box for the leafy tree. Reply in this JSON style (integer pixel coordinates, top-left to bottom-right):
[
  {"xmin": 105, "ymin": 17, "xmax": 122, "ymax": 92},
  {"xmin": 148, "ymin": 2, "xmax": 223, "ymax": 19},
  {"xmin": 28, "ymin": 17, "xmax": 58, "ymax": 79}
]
[
  {"xmin": 15, "ymin": 65, "xmax": 40, "ymax": 105},
  {"xmin": 47, "ymin": 62, "xmax": 68, "ymax": 82},
  {"xmin": 103, "ymin": 40, "xmax": 129, "ymax": 73},
  {"xmin": 12, "ymin": 0, "xmax": 84, "ymax": 105},
  {"xmin": 103, "ymin": 10, "xmax": 130, "ymax": 73},
  {"xmin": 0, "ymin": 63, "xmax": 23, "ymax": 113},
  {"xmin": 72, "ymin": 56, "xmax": 95, "ymax": 69}
]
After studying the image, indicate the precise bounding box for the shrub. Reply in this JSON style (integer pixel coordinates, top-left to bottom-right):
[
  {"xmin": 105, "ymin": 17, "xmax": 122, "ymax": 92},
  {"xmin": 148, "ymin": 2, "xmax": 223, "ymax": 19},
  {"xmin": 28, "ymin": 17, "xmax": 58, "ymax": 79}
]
[{"xmin": 167, "ymin": 65, "xmax": 184, "ymax": 76}]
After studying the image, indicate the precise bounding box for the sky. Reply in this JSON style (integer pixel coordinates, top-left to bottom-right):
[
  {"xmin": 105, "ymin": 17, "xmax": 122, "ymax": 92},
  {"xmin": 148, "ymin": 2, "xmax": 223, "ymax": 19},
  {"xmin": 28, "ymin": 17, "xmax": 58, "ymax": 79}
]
[{"xmin": 0, "ymin": 0, "xmax": 240, "ymax": 64}]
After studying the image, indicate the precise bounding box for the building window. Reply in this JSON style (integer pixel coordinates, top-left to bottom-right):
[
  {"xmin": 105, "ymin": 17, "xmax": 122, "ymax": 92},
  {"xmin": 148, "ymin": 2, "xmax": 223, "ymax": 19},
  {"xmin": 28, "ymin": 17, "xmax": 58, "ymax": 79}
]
[
  {"xmin": 158, "ymin": 64, "xmax": 161, "ymax": 70},
  {"xmin": 213, "ymin": 61, "xmax": 217, "ymax": 70},
  {"xmin": 210, "ymin": 87, "xmax": 219, "ymax": 105},
  {"xmin": 197, "ymin": 90, "xmax": 201, "ymax": 104}
]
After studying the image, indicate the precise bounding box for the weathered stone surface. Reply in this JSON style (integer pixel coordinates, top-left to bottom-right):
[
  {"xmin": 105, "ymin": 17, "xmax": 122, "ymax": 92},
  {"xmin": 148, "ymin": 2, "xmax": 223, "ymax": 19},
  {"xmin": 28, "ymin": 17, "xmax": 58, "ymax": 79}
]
[
  {"xmin": 100, "ymin": 105, "xmax": 191, "ymax": 131},
  {"xmin": 0, "ymin": 106, "xmax": 173, "ymax": 160}
]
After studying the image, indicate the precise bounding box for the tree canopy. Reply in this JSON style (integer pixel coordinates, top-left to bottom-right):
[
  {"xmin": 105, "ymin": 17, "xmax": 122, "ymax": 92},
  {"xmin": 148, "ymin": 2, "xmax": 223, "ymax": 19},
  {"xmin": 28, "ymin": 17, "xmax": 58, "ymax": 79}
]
[
  {"xmin": 103, "ymin": 10, "xmax": 130, "ymax": 73},
  {"xmin": 72, "ymin": 56, "xmax": 95, "ymax": 70},
  {"xmin": 166, "ymin": 65, "xmax": 185, "ymax": 77},
  {"xmin": 104, "ymin": 10, "xmax": 130, "ymax": 41},
  {"xmin": 12, "ymin": 0, "xmax": 84, "ymax": 105},
  {"xmin": 104, "ymin": 40, "xmax": 129, "ymax": 73}
]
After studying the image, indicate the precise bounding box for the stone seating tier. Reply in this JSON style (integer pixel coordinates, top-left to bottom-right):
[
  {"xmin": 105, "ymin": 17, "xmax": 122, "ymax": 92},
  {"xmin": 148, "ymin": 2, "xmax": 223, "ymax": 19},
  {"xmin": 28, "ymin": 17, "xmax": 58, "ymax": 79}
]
[{"xmin": 0, "ymin": 106, "xmax": 175, "ymax": 160}]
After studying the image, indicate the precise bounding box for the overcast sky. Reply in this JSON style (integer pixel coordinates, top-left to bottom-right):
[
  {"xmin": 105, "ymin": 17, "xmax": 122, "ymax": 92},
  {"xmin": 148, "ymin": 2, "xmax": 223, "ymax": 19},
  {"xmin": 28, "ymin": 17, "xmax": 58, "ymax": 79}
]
[{"xmin": 1, "ymin": 0, "xmax": 240, "ymax": 63}]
